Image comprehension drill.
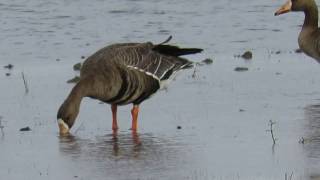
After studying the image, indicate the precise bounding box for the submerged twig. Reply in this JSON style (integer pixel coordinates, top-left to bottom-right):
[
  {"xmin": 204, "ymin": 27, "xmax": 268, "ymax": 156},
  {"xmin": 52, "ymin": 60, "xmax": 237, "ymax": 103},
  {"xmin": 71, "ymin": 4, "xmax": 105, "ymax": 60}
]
[
  {"xmin": 192, "ymin": 63, "xmax": 200, "ymax": 79},
  {"xmin": 21, "ymin": 72, "xmax": 29, "ymax": 94},
  {"xmin": 0, "ymin": 116, "xmax": 4, "ymax": 136},
  {"xmin": 268, "ymin": 120, "xmax": 277, "ymax": 145},
  {"xmin": 285, "ymin": 172, "xmax": 294, "ymax": 180}
]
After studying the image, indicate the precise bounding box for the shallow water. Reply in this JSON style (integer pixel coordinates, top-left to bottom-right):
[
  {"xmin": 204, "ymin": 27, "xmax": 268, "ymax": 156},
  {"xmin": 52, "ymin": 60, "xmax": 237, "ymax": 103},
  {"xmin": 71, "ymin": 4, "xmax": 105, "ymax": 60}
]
[{"xmin": 1, "ymin": 0, "xmax": 320, "ymax": 179}]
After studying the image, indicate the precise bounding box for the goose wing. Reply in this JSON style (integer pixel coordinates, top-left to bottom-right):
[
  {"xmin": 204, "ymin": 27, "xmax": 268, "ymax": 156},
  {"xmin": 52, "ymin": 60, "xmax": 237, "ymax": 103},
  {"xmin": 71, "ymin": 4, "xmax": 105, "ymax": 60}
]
[{"xmin": 114, "ymin": 42, "xmax": 202, "ymax": 82}]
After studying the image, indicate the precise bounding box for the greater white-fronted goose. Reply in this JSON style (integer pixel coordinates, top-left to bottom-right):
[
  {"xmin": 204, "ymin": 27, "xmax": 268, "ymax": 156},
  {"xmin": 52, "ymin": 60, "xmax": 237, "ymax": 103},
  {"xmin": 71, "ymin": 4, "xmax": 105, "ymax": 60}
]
[
  {"xmin": 57, "ymin": 36, "xmax": 202, "ymax": 134},
  {"xmin": 275, "ymin": 0, "xmax": 320, "ymax": 61}
]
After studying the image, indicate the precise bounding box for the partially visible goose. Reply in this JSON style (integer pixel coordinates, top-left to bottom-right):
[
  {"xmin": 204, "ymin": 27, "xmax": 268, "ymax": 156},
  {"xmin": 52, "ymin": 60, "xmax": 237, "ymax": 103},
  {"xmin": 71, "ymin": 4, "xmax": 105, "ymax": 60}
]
[
  {"xmin": 57, "ymin": 36, "xmax": 202, "ymax": 134},
  {"xmin": 275, "ymin": 0, "xmax": 320, "ymax": 61}
]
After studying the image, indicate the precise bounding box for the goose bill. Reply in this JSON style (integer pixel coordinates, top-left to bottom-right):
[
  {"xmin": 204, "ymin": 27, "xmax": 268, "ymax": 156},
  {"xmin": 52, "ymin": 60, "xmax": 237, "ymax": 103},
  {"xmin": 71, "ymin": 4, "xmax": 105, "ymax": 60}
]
[
  {"xmin": 275, "ymin": 0, "xmax": 292, "ymax": 16},
  {"xmin": 58, "ymin": 118, "xmax": 70, "ymax": 134}
]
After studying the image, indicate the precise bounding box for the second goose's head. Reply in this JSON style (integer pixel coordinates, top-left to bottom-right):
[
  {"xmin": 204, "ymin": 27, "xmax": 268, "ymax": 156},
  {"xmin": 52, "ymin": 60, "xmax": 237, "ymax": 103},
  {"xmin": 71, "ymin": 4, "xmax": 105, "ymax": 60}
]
[
  {"xmin": 275, "ymin": 0, "xmax": 317, "ymax": 15},
  {"xmin": 57, "ymin": 101, "xmax": 79, "ymax": 135}
]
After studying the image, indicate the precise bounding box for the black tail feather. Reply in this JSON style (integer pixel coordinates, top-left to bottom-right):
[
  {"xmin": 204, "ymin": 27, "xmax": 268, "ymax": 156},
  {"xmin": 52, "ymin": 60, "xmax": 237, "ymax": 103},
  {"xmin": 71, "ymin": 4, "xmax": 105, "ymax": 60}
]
[
  {"xmin": 153, "ymin": 44, "xmax": 203, "ymax": 57},
  {"xmin": 157, "ymin": 36, "xmax": 173, "ymax": 45}
]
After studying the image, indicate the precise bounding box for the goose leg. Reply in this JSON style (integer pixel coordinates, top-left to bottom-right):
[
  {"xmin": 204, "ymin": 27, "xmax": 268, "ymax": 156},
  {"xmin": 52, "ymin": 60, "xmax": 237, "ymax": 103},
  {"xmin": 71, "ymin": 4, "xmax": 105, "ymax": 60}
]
[
  {"xmin": 111, "ymin": 104, "xmax": 118, "ymax": 131},
  {"xmin": 131, "ymin": 105, "xmax": 139, "ymax": 131},
  {"xmin": 132, "ymin": 130, "xmax": 141, "ymax": 145}
]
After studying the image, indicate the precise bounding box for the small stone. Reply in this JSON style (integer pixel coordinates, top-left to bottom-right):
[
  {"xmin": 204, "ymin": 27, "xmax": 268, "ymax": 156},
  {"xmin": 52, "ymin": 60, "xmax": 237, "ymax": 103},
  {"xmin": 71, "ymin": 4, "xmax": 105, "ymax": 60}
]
[
  {"xmin": 67, "ymin": 76, "xmax": 80, "ymax": 83},
  {"xmin": 4, "ymin": 64, "xmax": 13, "ymax": 70},
  {"xmin": 20, "ymin": 126, "xmax": 31, "ymax": 131},
  {"xmin": 275, "ymin": 51, "xmax": 281, "ymax": 54},
  {"xmin": 81, "ymin": 56, "xmax": 86, "ymax": 59},
  {"xmin": 5, "ymin": 73, "xmax": 10, "ymax": 76},
  {"xmin": 241, "ymin": 51, "xmax": 253, "ymax": 60},
  {"xmin": 56, "ymin": 58, "xmax": 61, "ymax": 61},
  {"xmin": 234, "ymin": 67, "xmax": 249, "ymax": 72},
  {"xmin": 201, "ymin": 58, "xmax": 213, "ymax": 65},
  {"xmin": 73, "ymin": 63, "xmax": 82, "ymax": 71},
  {"xmin": 295, "ymin": 49, "xmax": 303, "ymax": 53},
  {"xmin": 177, "ymin": 126, "xmax": 182, "ymax": 129},
  {"xmin": 239, "ymin": 109, "xmax": 245, "ymax": 112}
]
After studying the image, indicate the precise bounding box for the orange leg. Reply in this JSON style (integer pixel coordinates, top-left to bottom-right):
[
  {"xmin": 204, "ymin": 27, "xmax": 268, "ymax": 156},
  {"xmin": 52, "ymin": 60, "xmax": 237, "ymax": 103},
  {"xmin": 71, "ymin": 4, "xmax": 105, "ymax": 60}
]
[
  {"xmin": 132, "ymin": 130, "xmax": 141, "ymax": 145},
  {"xmin": 111, "ymin": 104, "xmax": 118, "ymax": 131},
  {"xmin": 131, "ymin": 105, "xmax": 139, "ymax": 131}
]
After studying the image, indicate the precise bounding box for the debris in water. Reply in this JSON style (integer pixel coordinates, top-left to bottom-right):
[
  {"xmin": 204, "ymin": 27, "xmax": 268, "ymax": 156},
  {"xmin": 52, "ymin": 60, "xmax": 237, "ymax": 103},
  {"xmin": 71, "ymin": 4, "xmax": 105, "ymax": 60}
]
[
  {"xmin": 67, "ymin": 76, "xmax": 80, "ymax": 83},
  {"xmin": 21, "ymin": 72, "xmax": 29, "ymax": 94},
  {"xmin": 73, "ymin": 62, "xmax": 82, "ymax": 71},
  {"xmin": 177, "ymin": 126, "xmax": 182, "ymax": 129},
  {"xmin": 239, "ymin": 109, "xmax": 245, "ymax": 112},
  {"xmin": 295, "ymin": 49, "xmax": 303, "ymax": 53},
  {"xmin": 0, "ymin": 116, "xmax": 4, "ymax": 136},
  {"xmin": 56, "ymin": 58, "xmax": 61, "ymax": 61},
  {"xmin": 275, "ymin": 50, "xmax": 281, "ymax": 54},
  {"xmin": 299, "ymin": 137, "xmax": 305, "ymax": 144},
  {"xmin": 4, "ymin": 64, "xmax": 13, "ymax": 70},
  {"xmin": 201, "ymin": 58, "xmax": 213, "ymax": 65},
  {"xmin": 299, "ymin": 137, "xmax": 313, "ymax": 144},
  {"xmin": 241, "ymin": 51, "xmax": 253, "ymax": 60},
  {"xmin": 81, "ymin": 56, "xmax": 86, "ymax": 59},
  {"xmin": 5, "ymin": 73, "xmax": 10, "ymax": 76},
  {"xmin": 234, "ymin": 67, "xmax": 249, "ymax": 72},
  {"xmin": 0, "ymin": 116, "xmax": 4, "ymax": 128},
  {"xmin": 192, "ymin": 68, "xmax": 198, "ymax": 79},
  {"xmin": 20, "ymin": 126, "xmax": 31, "ymax": 132},
  {"xmin": 268, "ymin": 120, "xmax": 277, "ymax": 145}
]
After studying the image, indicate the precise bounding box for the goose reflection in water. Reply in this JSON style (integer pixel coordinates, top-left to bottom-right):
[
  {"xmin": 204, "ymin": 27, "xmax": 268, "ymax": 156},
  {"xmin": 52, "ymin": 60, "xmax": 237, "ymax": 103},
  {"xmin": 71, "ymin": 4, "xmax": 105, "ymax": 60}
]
[
  {"xmin": 57, "ymin": 131, "xmax": 189, "ymax": 179},
  {"xmin": 58, "ymin": 131, "xmax": 146, "ymax": 160},
  {"xmin": 304, "ymin": 104, "xmax": 320, "ymax": 145},
  {"xmin": 304, "ymin": 104, "xmax": 320, "ymax": 178},
  {"xmin": 104, "ymin": 131, "xmax": 142, "ymax": 158},
  {"xmin": 58, "ymin": 130, "xmax": 187, "ymax": 165}
]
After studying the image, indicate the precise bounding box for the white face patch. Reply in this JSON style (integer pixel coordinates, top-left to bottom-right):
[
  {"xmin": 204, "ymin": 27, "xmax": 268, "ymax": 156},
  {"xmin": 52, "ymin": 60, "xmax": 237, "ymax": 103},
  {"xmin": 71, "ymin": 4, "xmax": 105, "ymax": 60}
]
[{"xmin": 58, "ymin": 118, "xmax": 70, "ymax": 134}]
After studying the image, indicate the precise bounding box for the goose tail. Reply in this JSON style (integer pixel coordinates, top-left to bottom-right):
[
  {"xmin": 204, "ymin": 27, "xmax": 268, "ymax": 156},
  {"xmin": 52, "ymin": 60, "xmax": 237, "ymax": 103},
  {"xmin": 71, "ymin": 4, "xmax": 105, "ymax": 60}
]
[{"xmin": 154, "ymin": 36, "xmax": 203, "ymax": 57}]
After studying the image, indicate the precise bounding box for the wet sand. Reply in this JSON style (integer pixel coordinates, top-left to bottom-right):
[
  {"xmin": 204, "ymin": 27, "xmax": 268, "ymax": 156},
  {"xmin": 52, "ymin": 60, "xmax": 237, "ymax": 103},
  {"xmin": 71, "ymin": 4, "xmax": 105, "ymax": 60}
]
[{"xmin": 1, "ymin": 0, "xmax": 320, "ymax": 179}]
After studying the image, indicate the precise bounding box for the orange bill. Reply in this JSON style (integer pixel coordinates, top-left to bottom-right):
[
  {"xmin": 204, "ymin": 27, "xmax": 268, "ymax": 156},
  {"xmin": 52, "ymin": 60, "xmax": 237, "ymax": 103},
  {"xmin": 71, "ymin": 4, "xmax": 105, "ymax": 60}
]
[{"xmin": 275, "ymin": 0, "xmax": 292, "ymax": 16}]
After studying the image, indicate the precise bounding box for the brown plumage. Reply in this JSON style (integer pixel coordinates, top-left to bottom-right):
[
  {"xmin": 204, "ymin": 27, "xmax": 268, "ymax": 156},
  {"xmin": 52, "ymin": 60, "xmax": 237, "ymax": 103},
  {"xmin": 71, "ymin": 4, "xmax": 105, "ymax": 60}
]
[
  {"xmin": 275, "ymin": 0, "xmax": 320, "ymax": 62},
  {"xmin": 57, "ymin": 36, "xmax": 202, "ymax": 134}
]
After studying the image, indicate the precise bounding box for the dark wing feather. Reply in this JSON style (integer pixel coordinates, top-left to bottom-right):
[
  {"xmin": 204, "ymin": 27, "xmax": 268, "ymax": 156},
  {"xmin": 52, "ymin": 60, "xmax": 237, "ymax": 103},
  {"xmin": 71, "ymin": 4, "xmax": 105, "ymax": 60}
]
[
  {"xmin": 152, "ymin": 44, "xmax": 203, "ymax": 57},
  {"xmin": 111, "ymin": 42, "xmax": 202, "ymax": 82}
]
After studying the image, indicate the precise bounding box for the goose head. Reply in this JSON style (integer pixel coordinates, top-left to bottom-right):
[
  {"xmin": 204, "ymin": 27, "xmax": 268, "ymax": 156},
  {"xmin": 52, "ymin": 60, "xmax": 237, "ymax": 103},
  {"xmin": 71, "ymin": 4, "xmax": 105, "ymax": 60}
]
[
  {"xmin": 275, "ymin": 0, "xmax": 317, "ymax": 16},
  {"xmin": 57, "ymin": 101, "xmax": 79, "ymax": 134}
]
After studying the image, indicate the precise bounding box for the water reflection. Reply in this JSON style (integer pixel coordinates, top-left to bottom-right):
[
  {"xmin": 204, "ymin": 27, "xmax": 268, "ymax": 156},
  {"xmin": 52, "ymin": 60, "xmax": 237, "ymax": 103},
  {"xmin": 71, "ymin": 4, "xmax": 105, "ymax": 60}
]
[
  {"xmin": 304, "ymin": 104, "xmax": 320, "ymax": 147},
  {"xmin": 304, "ymin": 104, "xmax": 320, "ymax": 177},
  {"xmin": 59, "ymin": 131, "xmax": 145, "ymax": 160},
  {"xmin": 58, "ymin": 131, "xmax": 189, "ymax": 179}
]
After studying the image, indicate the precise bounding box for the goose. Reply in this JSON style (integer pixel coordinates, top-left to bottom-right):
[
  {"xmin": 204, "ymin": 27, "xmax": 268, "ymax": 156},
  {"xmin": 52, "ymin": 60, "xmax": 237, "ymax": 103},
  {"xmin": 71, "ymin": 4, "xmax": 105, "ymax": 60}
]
[
  {"xmin": 275, "ymin": 0, "xmax": 320, "ymax": 61},
  {"xmin": 57, "ymin": 36, "xmax": 203, "ymax": 134}
]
